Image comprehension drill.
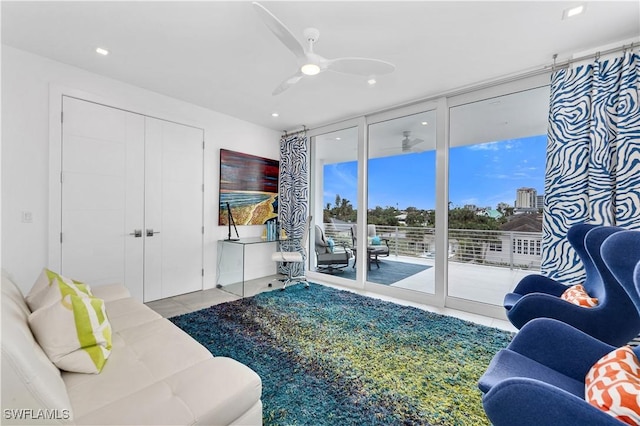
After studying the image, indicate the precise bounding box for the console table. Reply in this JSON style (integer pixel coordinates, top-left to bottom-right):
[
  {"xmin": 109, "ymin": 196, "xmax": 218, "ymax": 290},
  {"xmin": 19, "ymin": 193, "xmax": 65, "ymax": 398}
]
[{"xmin": 217, "ymin": 237, "xmax": 295, "ymax": 297}]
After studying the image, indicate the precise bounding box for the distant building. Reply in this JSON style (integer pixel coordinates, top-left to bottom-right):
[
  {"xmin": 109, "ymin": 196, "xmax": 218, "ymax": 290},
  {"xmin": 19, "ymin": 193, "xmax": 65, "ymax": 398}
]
[
  {"xmin": 536, "ymin": 194, "xmax": 544, "ymax": 209},
  {"xmin": 501, "ymin": 214, "xmax": 543, "ymax": 233},
  {"xmin": 481, "ymin": 214, "xmax": 543, "ymax": 269},
  {"xmin": 516, "ymin": 187, "xmax": 537, "ymax": 208},
  {"xmin": 477, "ymin": 208, "xmax": 503, "ymax": 219},
  {"xmin": 463, "ymin": 204, "xmax": 478, "ymax": 211},
  {"xmin": 497, "ymin": 202, "xmax": 511, "ymax": 212}
]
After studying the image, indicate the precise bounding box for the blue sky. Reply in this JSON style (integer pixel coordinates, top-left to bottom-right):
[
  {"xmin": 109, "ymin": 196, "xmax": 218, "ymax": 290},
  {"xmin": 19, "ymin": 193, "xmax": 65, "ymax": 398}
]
[{"xmin": 323, "ymin": 134, "xmax": 547, "ymax": 210}]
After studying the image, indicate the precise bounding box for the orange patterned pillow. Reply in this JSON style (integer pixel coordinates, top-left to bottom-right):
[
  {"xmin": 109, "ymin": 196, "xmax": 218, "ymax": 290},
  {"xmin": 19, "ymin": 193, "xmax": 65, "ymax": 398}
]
[
  {"xmin": 561, "ymin": 284, "xmax": 599, "ymax": 307},
  {"xmin": 585, "ymin": 345, "xmax": 640, "ymax": 425}
]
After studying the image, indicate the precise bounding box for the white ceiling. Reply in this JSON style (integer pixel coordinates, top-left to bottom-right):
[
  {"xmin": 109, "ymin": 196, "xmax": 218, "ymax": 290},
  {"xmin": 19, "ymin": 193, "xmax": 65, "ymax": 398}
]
[{"xmin": 2, "ymin": 1, "xmax": 639, "ymax": 133}]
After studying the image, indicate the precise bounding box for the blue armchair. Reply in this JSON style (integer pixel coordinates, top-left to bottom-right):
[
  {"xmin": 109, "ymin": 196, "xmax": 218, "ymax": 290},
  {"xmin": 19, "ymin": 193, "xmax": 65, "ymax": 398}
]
[
  {"xmin": 504, "ymin": 224, "xmax": 640, "ymax": 346},
  {"xmin": 504, "ymin": 223, "xmax": 597, "ymax": 311},
  {"xmin": 479, "ymin": 230, "xmax": 640, "ymax": 426}
]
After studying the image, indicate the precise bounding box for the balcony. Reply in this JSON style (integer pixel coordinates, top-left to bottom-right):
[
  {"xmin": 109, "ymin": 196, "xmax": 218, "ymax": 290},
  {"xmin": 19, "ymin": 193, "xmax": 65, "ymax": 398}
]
[{"xmin": 317, "ymin": 223, "xmax": 541, "ymax": 306}]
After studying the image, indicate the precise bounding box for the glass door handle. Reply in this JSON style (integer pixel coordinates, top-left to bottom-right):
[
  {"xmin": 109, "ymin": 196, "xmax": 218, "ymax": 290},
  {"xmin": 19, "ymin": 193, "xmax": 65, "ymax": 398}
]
[
  {"xmin": 129, "ymin": 229, "xmax": 142, "ymax": 238},
  {"xmin": 146, "ymin": 229, "xmax": 161, "ymax": 237}
]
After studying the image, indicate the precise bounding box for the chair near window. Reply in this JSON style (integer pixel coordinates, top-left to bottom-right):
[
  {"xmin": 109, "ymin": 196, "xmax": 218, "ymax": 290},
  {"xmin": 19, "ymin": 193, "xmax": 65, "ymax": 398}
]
[
  {"xmin": 350, "ymin": 224, "xmax": 390, "ymax": 269},
  {"xmin": 504, "ymin": 223, "xmax": 599, "ymax": 312},
  {"xmin": 479, "ymin": 230, "xmax": 640, "ymax": 426},
  {"xmin": 504, "ymin": 224, "xmax": 640, "ymax": 347},
  {"xmin": 271, "ymin": 215, "xmax": 311, "ymax": 290},
  {"xmin": 314, "ymin": 225, "xmax": 352, "ymax": 273}
]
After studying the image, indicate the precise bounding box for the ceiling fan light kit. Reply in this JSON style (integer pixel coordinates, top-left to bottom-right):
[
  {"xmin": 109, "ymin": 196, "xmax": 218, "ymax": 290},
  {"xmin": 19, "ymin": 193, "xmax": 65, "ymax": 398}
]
[
  {"xmin": 252, "ymin": 2, "xmax": 395, "ymax": 95},
  {"xmin": 301, "ymin": 63, "xmax": 321, "ymax": 76}
]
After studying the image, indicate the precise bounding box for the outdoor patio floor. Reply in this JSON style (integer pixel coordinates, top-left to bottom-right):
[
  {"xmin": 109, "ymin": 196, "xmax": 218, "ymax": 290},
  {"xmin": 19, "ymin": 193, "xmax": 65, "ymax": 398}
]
[{"xmin": 316, "ymin": 254, "xmax": 534, "ymax": 307}]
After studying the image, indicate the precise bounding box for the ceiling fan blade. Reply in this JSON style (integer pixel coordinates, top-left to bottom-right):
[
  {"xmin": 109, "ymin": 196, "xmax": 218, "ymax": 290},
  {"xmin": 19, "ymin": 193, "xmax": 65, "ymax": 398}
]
[
  {"xmin": 407, "ymin": 138, "xmax": 424, "ymax": 148},
  {"xmin": 326, "ymin": 57, "xmax": 395, "ymax": 76},
  {"xmin": 272, "ymin": 71, "xmax": 304, "ymax": 96},
  {"xmin": 252, "ymin": 2, "xmax": 306, "ymax": 61}
]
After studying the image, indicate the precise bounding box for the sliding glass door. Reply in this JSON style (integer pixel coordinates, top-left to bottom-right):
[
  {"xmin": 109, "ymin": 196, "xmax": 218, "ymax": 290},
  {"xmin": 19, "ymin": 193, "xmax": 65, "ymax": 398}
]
[
  {"xmin": 447, "ymin": 85, "xmax": 550, "ymax": 312},
  {"xmin": 308, "ymin": 75, "xmax": 552, "ymax": 318},
  {"xmin": 366, "ymin": 109, "xmax": 437, "ymax": 295},
  {"xmin": 310, "ymin": 125, "xmax": 359, "ymax": 286}
]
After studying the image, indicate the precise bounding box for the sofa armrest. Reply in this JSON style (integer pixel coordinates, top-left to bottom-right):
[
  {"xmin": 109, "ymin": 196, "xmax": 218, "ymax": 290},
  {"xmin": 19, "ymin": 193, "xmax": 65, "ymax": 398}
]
[
  {"xmin": 508, "ymin": 318, "xmax": 614, "ymax": 382},
  {"xmin": 512, "ymin": 274, "xmax": 567, "ymax": 296},
  {"xmin": 91, "ymin": 283, "xmax": 131, "ymax": 302}
]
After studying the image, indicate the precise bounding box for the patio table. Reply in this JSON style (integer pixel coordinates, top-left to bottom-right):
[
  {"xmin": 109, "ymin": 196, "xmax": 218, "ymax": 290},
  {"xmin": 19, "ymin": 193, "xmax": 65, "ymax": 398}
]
[{"xmin": 352, "ymin": 246, "xmax": 386, "ymax": 270}]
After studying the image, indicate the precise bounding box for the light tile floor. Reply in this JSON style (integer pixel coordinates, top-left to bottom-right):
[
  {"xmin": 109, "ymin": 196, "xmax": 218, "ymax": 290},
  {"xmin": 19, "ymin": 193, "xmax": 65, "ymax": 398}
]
[{"xmin": 146, "ymin": 274, "xmax": 517, "ymax": 333}]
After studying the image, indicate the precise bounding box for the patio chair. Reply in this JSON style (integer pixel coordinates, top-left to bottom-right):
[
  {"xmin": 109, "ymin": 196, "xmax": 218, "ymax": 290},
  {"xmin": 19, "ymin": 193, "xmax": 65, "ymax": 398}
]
[
  {"xmin": 314, "ymin": 225, "xmax": 352, "ymax": 273},
  {"xmin": 504, "ymin": 224, "xmax": 640, "ymax": 346},
  {"xmin": 478, "ymin": 230, "xmax": 640, "ymax": 426},
  {"xmin": 350, "ymin": 224, "xmax": 390, "ymax": 269}
]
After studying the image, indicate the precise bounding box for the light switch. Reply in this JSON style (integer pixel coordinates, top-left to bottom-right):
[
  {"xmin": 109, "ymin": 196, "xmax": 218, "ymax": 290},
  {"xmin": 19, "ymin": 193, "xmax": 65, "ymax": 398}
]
[{"xmin": 21, "ymin": 211, "xmax": 33, "ymax": 223}]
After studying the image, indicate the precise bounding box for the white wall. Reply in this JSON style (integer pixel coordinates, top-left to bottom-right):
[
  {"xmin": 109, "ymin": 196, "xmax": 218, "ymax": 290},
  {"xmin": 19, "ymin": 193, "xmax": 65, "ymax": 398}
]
[{"xmin": 1, "ymin": 46, "xmax": 281, "ymax": 294}]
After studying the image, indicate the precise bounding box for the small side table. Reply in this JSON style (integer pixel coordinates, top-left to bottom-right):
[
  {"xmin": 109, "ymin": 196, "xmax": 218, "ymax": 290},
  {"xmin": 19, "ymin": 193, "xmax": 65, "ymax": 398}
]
[{"xmin": 352, "ymin": 246, "xmax": 384, "ymax": 271}]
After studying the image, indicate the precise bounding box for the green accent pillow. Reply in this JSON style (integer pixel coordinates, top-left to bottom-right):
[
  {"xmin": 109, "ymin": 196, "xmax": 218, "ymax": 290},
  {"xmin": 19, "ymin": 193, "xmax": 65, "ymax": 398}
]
[
  {"xmin": 26, "ymin": 268, "xmax": 92, "ymax": 312},
  {"xmin": 28, "ymin": 279, "xmax": 112, "ymax": 374}
]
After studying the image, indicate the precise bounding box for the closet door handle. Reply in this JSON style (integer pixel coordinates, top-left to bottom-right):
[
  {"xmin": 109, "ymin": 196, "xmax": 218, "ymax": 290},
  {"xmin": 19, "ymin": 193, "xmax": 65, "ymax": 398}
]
[
  {"xmin": 129, "ymin": 229, "xmax": 142, "ymax": 238},
  {"xmin": 146, "ymin": 229, "xmax": 160, "ymax": 237}
]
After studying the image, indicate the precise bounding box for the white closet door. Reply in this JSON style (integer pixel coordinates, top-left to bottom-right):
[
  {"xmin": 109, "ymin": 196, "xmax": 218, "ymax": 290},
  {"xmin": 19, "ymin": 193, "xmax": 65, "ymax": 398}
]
[
  {"xmin": 61, "ymin": 97, "xmax": 145, "ymax": 300},
  {"xmin": 143, "ymin": 118, "xmax": 203, "ymax": 301}
]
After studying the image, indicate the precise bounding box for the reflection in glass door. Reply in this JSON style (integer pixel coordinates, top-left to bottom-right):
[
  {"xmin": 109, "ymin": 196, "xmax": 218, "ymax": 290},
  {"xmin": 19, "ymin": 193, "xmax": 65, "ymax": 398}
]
[
  {"xmin": 366, "ymin": 110, "xmax": 436, "ymax": 293},
  {"xmin": 310, "ymin": 127, "xmax": 358, "ymax": 284},
  {"xmin": 447, "ymin": 86, "xmax": 549, "ymax": 307}
]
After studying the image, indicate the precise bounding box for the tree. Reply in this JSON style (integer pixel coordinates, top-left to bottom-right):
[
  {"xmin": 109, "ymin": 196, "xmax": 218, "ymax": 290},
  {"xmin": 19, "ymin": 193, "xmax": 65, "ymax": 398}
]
[
  {"xmin": 448, "ymin": 208, "xmax": 500, "ymax": 230},
  {"xmin": 323, "ymin": 203, "xmax": 332, "ymax": 223},
  {"xmin": 337, "ymin": 198, "xmax": 355, "ymax": 221},
  {"xmin": 368, "ymin": 206, "xmax": 399, "ymax": 226},
  {"xmin": 405, "ymin": 210, "xmax": 425, "ymax": 226}
]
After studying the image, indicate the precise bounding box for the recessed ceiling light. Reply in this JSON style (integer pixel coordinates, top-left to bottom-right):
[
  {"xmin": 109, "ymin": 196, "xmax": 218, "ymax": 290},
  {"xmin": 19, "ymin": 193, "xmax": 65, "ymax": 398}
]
[
  {"xmin": 336, "ymin": 137, "xmax": 341, "ymax": 141},
  {"xmin": 563, "ymin": 4, "xmax": 585, "ymax": 19},
  {"xmin": 95, "ymin": 47, "xmax": 109, "ymax": 56},
  {"xmin": 367, "ymin": 78, "xmax": 377, "ymax": 86},
  {"xmin": 271, "ymin": 112, "xmax": 279, "ymax": 118},
  {"xmin": 421, "ymin": 121, "xmax": 428, "ymax": 126}
]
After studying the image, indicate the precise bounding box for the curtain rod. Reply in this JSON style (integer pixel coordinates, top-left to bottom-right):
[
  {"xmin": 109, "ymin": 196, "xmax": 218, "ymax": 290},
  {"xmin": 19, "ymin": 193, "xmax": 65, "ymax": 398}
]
[
  {"xmin": 551, "ymin": 42, "xmax": 637, "ymax": 71},
  {"xmin": 282, "ymin": 125, "xmax": 307, "ymax": 138},
  {"xmin": 299, "ymin": 41, "xmax": 638, "ymax": 135}
]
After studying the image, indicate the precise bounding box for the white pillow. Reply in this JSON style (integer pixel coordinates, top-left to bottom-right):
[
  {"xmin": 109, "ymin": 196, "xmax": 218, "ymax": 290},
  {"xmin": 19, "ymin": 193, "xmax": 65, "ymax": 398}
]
[
  {"xmin": 26, "ymin": 268, "xmax": 92, "ymax": 312},
  {"xmin": 28, "ymin": 280, "xmax": 112, "ymax": 374}
]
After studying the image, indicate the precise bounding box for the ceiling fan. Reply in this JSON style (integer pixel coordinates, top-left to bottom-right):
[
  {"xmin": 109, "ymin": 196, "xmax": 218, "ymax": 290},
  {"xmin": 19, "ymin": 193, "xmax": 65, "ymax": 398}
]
[
  {"xmin": 252, "ymin": 2, "xmax": 396, "ymax": 95},
  {"xmin": 375, "ymin": 131, "xmax": 425, "ymax": 155},
  {"xmin": 401, "ymin": 131, "xmax": 424, "ymax": 152}
]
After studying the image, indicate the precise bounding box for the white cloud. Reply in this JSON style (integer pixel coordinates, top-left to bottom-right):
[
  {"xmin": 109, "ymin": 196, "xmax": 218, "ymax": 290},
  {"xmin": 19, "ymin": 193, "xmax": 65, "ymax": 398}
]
[
  {"xmin": 469, "ymin": 142, "xmax": 501, "ymax": 151},
  {"xmin": 460, "ymin": 197, "xmax": 479, "ymax": 205}
]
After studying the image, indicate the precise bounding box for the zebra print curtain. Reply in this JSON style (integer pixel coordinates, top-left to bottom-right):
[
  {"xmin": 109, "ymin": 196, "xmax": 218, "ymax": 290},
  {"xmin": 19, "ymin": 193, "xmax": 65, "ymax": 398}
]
[
  {"xmin": 278, "ymin": 132, "xmax": 309, "ymax": 275},
  {"xmin": 541, "ymin": 51, "xmax": 640, "ymax": 282}
]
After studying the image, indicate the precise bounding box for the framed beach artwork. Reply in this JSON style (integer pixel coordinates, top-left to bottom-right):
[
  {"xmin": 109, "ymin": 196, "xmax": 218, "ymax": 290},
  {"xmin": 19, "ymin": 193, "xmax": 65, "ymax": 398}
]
[{"xmin": 219, "ymin": 149, "xmax": 279, "ymax": 226}]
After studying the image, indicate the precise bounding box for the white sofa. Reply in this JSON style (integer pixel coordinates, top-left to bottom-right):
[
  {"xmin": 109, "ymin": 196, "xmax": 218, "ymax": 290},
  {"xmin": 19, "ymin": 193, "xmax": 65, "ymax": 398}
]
[{"xmin": 1, "ymin": 272, "xmax": 263, "ymax": 425}]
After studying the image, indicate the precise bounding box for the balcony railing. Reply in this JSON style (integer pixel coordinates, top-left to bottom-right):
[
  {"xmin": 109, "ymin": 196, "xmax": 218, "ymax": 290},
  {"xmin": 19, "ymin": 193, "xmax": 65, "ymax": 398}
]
[{"xmin": 322, "ymin": 223, "xmax": 542, "ymax": 271}]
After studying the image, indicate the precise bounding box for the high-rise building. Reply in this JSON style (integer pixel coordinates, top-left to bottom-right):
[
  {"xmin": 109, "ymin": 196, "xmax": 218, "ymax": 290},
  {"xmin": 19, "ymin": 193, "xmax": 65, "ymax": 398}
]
[
  {"xmin": 536, "ymin": 194, "xmax": 544, "ymax": 209},
  {"xmin": 516, "ymin": 187, "xmax": 537, "ymax": 208}
]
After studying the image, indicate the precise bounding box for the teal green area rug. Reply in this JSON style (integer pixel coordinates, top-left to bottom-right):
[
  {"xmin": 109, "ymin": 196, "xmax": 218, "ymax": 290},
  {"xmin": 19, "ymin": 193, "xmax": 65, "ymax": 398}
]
[
  {"xmin": 169, "ymin": 283, "xmax": 512, "ymax": 425},
  {"xmin": 323, "ymin": 260, "xmax": 431, "ymax": 285}
]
